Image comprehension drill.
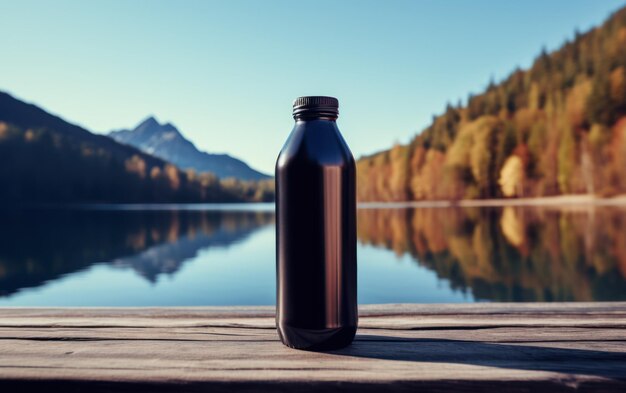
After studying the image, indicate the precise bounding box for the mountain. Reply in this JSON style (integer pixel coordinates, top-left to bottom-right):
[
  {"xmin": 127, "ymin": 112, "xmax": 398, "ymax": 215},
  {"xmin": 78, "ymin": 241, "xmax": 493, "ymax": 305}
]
[
  {"xmin": 357, "ymin": 6, "xmax": 626, "ymax": 202},
  {"xmin": 0, "ymin": 91, "xmax": 264, "ymax": 203},
  {"xmin": 110, "ymin": 117, "xmax": 270, "ymax": 181}
]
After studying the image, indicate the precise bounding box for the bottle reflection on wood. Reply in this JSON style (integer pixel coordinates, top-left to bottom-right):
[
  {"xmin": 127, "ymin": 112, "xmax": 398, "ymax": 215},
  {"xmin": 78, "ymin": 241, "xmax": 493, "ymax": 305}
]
[{"xmin": 275, "ymin": 96, "xmax": 357, "ymax": 350}]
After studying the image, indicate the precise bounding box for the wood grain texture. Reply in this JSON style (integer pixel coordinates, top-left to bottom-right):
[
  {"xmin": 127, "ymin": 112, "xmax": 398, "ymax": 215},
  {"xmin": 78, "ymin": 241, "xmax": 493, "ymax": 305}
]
[{"xmin": 1, "ymin": 303, "xmax": 625, "ymax": 392}]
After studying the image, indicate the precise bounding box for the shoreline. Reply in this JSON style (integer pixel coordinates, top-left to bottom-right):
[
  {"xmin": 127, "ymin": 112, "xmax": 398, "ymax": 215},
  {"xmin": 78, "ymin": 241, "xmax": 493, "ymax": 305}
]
[
  {"xmin": 5, "ymin": 194, "xmax": 626, "ymax": 210},
  {"xmin": 358, "ymin": 194, "xmax": 626, "ymax": 209}
]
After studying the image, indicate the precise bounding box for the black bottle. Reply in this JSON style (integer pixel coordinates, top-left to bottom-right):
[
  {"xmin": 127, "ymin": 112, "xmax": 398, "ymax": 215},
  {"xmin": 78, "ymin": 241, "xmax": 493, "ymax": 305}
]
[{"xmin": 275, "ymin": 96, "xmax": 357, "ymax": 350}]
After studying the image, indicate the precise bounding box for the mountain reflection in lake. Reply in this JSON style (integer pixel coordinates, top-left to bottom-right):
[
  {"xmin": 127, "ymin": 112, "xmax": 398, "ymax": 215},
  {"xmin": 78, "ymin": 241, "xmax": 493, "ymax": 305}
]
[
  {"xmin": 0, "ymin": 208, "xmax": 276, "ymax": 305},
  {"xmin": 0, "ymin": 205, "xmax": 625, "ymax": 305}
]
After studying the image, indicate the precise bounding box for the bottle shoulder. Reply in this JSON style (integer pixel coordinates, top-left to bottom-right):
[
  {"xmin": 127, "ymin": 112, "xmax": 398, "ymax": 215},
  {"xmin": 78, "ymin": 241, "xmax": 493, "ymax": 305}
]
[{"xmin": 276, "ymin": 121, "xmax": 354, "ymax": 171}]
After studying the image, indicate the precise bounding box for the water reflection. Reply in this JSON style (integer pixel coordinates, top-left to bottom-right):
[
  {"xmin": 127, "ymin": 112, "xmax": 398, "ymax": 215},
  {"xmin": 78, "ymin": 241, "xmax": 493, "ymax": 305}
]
[
  {"xmin": 0, "ymin": 205, "xmax": 625, "ymax": 304},
  {"xmin": 357, "ymin": 206, "xmax": 626, "ymax": 301},
  {"xmin": 0, "ymin": 209, "xmax": 274, "ymax": 296}
]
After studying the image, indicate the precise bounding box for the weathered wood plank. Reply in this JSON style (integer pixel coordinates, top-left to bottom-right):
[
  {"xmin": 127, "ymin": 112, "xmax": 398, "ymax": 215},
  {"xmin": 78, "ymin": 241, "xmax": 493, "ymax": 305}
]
[{"xmin": 1, "ymin": 303, "xmax": 625, "ymax": 392}]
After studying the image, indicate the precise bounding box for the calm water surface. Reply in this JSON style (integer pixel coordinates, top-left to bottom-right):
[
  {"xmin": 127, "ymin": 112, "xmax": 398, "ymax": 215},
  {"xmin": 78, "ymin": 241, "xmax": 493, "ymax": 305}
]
[{"xmin": 0, "ymin": 204, "xmax": 625, "ymax": 305}]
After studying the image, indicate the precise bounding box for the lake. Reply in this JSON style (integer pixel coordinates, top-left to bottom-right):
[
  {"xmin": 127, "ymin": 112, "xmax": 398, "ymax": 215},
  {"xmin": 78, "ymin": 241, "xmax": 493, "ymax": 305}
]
[{"xmin": 0, "ymin": 204, "xmax": 625, "ymax": 306}]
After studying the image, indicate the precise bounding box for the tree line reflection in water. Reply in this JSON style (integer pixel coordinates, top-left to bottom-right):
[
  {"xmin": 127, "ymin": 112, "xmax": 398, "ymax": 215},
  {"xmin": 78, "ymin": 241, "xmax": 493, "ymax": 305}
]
[
  {"xmin": 357, "ymin": 206, "xmax": 626, "ymax": 301},
  {"xmin": 0, "ymin": 209, "xmax": 274, "ymax": 297},
  {"xmin": 0, "ymin": 206, "xmax": 625, "ymax": 302}
]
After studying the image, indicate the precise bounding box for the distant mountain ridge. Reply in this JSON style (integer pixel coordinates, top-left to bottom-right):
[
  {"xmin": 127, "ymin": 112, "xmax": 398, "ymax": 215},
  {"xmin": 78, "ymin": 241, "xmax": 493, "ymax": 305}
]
[
  {"xmin": 0, "ymin": 90, "xmax": 272, "ymax": 203},
  {"xmin": 110, "ymin": 117, "xmax": 270, "ymax": 181}
]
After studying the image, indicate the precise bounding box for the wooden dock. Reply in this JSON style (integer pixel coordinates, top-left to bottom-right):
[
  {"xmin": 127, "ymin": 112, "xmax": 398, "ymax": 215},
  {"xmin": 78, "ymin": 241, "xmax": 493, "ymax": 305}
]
[{"xmin": 1, "ymin": 303, "xmax": 625, "ymax": 392}]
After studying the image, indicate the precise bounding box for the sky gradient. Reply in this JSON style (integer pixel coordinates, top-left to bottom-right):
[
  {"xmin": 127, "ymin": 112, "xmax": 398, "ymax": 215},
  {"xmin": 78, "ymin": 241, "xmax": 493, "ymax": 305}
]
[{"xmin": 1, "ymin": 0, "xmax": 624, "ymax": 174}]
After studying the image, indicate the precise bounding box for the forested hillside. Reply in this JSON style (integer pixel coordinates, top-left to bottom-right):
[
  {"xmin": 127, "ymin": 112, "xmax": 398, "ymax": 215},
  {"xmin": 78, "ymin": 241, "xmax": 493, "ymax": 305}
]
[
  {"xmin": 0, "ymin": 92, "xmax": 274, "ymax": 203},
  {"xmin": 357, "ymin": 7, "xmax": 626, "ymax": 201}
]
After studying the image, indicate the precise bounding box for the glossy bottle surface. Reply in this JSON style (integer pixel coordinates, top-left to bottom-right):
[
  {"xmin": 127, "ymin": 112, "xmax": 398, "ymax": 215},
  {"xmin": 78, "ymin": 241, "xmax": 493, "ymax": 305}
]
[{"xmin": 275, "ymin": 97, "xmax": 357, "ymax": 350}]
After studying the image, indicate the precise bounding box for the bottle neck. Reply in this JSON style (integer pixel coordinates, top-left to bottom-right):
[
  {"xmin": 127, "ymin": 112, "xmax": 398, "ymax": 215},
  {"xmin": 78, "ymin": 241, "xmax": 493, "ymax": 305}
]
[{"xmin": 294, "ymin": 115, "xmax": 337, "ymax": 122}]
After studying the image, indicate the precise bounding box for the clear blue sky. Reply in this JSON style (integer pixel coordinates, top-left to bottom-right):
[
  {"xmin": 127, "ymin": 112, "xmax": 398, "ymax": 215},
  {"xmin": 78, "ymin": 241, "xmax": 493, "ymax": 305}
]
[{"xmin": 1, "ymin": 0, "xmax": 624, "ymax": 174}]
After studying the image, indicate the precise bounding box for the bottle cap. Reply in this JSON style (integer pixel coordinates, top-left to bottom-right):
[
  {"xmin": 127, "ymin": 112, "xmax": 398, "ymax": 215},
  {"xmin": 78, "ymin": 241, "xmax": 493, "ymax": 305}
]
[{"xmin": 292, "ymin": 96, "xmax": 339, "ymax": 119}]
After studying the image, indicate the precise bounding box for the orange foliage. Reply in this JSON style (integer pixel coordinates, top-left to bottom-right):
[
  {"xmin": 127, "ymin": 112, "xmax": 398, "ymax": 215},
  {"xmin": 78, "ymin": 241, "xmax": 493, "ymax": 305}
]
[
  {"xmin": 356, "ymin": 7, "xmax": 626, "ymax": 201},
  {"xmin": 125, "ymin": 155, "xmax": 147, "ymax": 179}
]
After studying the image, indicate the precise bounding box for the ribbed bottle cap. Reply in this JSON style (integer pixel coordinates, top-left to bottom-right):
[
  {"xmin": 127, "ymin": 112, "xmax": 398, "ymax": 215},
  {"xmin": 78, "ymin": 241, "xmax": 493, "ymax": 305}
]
[{"xmin": 292, "ymin": 96, "xmax": 339, "ymax": 118}]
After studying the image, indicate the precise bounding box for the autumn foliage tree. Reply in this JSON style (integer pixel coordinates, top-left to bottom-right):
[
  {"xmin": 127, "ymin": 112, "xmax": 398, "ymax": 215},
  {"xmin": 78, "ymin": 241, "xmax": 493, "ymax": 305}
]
[{"xmin": 357, "ymin": 6, "xmax": 626, "ymax": 201}]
